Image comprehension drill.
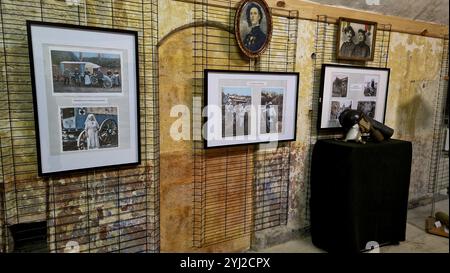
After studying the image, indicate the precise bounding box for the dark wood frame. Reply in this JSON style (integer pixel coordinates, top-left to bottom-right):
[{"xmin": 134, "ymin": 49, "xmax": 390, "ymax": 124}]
[
  {"xmin": 234, "ymin": 0, "xmax": 273, "ymax": 59},
  {"xmin": 27, "ymin": 20, "xmax": 141, "ymax": 176},
  {"xmin": 336, "ymin": 17, "xmax": 378, "ymax": 62},
  {"xmin": 204, "ymin": 69, "xmax": 299, "ymax": 149},
  {"xmin": 317, "ymin": 64, "xmax": 391, "ymax": 132}
]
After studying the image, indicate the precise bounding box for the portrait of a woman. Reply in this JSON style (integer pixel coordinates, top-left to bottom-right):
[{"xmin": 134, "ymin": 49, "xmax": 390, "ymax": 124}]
[
  {"xmin": 236, "ymin": 0, "xmax": 272, "ymax": 58},
  {"xmin": 84, "ymin": 113, "xmax": 100, "ymax": 149}
]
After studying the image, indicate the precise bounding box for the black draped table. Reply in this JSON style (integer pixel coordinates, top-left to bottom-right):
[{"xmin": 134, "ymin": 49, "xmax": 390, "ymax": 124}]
[{"xmin": 310, "ymin": 139, "xmax": 412, "ymax": 252}]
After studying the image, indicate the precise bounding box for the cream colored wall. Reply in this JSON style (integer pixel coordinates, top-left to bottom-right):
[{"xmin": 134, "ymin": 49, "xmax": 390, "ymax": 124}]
[
  {"xmin": 159, "ymin": 0, "xmax": 193, "ymax": 40},
  {"xmin": 386, "ymin": 33, "xmax": 445, "ymax": 201}
]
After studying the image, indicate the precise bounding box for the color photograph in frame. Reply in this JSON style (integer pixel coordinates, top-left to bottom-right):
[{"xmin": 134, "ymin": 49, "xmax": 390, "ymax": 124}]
[{"xmin": 27, "ymin": 21, "xmax": 140, "ymax": 175}]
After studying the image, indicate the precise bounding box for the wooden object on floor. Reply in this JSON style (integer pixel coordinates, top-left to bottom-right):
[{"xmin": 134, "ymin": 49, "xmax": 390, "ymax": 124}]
[{"xmin": 426, "ymin": 217, "xmax": 449, "ymax": 238}]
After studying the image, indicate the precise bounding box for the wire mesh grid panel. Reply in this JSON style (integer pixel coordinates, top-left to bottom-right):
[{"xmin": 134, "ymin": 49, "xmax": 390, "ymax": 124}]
[
  {"xmin": 428, "ymin": 38, "xmax": 449, "ymax": 198},
  {"xmin": 192, "ymin": 0, "xmax": 299, "ymax": 247},
  {"xmin": 253, "ymin": 9, "xmax": 297, "ymax": 232},
  {"xmin": 0, "ymin": 0, "xmax": 160, "ymax": 253},
  {"xmin": 304, "ymin": 15, "xmax": 392, "ymax": 223},
  {"xmin": 192, "ymin": 0, "xmax": 254, "ymax": 248},
  {"xmin": 311, "ymin": 15, "xmax": 391, "ymax": 140}
]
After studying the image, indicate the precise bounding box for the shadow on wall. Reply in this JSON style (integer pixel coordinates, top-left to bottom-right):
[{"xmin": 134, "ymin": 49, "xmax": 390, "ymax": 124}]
[{"xmin": 396, "ymin": 81, "xmax": 435, "ymax": 139}]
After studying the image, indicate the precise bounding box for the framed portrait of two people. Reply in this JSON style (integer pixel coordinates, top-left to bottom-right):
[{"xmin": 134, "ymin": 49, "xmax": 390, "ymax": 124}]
[
  {"xmin": 337, "ymin": 17, "xmax": 377, "ymax": 62},
  {"xmin": 235, "ymin": 0, "xmax": 273, "ymax": 58},
  {"xmin": 27, "ymin": 21, "xmax": 140, "ymax": 175}
]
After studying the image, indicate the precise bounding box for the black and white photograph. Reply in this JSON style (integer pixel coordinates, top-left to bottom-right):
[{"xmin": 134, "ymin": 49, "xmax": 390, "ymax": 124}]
[
  {"xmin": 332, "ymin": 74, "xmax": 349, "ymax": 97},
  {"xmin": 51, "ymin": 50, "xmax": 122, "ymax": 93},
  {"xmin": 260, "ymin": 88, "xmax": 284, "ymax": 134},
  {"xmin": 319, "ymin": 64, "xmax": 390, "ymax": 130},
  {"xmin": 235, "ymin": 0, "xmax": 272, "ymax": 58},
  {"xmin": 60, "ymin": 107, "xmax": 119, "ymax": 152},
  {"xmin": 205, "ymin": 70, "xmax": 299, "ymax": 148},
  {"xmin": 337, "ymin": 17, "xmax": 377, "ymax": 61},
  {"xmin": 330, "ymin": 100, "xmax": 352, "ymax": 121},
  {"xmin": 28, "ymin": 21, "xmax": 140, "ymax": 175},
  {"xmin": 222, "ymin": 87, "xmax": 252, "ymax": 137},
  {"xmin": 357, "ymin": 101, "xmax": 377, "ymax": 118},
  {"xmin": 364, "ymin": 76, "xmax": 379, "ymax": 97}
]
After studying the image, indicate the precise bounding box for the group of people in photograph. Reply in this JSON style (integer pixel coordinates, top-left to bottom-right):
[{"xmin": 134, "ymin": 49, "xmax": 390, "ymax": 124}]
[
  {"xmin": 62, "ymin": 68, "xmax": 121, "ymax": 88},
  {"xmin": 223, "ymin": 99, "xmax": 252, "ymax": 136},
  {"xmin": 340, "ymin": 25, "xmax": 372, "ymax": 59},
  {"xmin": 222, "ymin": 99, "xmax": 282, "ymax": 136}
]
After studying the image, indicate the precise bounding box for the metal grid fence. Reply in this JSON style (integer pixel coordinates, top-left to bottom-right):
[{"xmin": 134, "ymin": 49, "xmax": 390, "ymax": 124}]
[
  {"xmin": 304, "ymin": 15, "xmax": 392, "ymax": 223},
  {"xmin": 192, "ymin": 0, "xmax": 298, "ymax": 247},
  {"xmin": 429, "ymin": 38, "xmax": 449, "ymax": 214},
  {"xmin": 0, "ymin": 0, "xmax": 159, "ymax": 253}
]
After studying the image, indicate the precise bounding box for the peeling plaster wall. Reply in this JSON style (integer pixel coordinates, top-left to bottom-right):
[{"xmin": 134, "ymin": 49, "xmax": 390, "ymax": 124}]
[
  {"xmin": 252, "ymin": 19, "xmax": 317, "ymax": 248},
  {"xmin": 0, "ymin": 0, "xmax": 447, "ymax": 253},
  {"xmin": 156, "ymin": 1, "xmax": 447, "ymax": 251},
  {"xmin": 159, "ymin": 27, "xmax": 252, "ymax": 253},
  {"xmin": 156, "ymin": 3, "xmax": 316, "ymax": 252},
  {"xmin": 158, "ymin": 0, "xmax": 192, "ymax": 40},
  {"xmin": 386, "ymin": 33, "xmax": 445, "ymax": 202}
]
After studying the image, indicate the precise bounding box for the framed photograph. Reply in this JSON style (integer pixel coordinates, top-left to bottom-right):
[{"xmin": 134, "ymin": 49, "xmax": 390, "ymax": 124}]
[
  {"xmin": 336, "ymin": 17, "xmax": 377, "ymax": 61},
  {"xmin": 27, "ymin": 21, "xmax": 140, "ymax": 175},
  {"xmin": 235, "ymin": 0, "xmax": 272, "ymax": 58},
  {"xmin": 204, "ymin": 70, "xmax": 299, "ymax": 148},
  {"xmin": 318, "ymin": 64, "xmax": 390, "ymax": 130}
]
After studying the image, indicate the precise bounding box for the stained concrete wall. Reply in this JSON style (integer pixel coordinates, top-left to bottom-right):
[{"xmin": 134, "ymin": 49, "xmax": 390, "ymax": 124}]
[
  {"xmin": 0, "ymin": 0, "xmax": 448, "ymax": 253},
  {"xmin": 156, "ymin": 0, "xmax": 448, "ymax": 251},
  {"xmin": 386, "ymin": 33, "xmax": 445, "ymax": 202},
  {"xmin": 159, "ymin": 27, "xmax": 253, "ymax": 252}
]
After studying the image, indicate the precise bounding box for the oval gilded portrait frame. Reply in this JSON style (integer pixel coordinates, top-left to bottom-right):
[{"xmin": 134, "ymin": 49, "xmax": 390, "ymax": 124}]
[{"xmin": 235, "ymin": 0, "xmax": 273, "ymax": 59}]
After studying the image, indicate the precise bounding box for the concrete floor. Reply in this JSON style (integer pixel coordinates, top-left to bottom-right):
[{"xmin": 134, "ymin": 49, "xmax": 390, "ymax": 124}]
[{"xmin": 258, "ymin": 199, "xmax": 449, "ymax": 253}]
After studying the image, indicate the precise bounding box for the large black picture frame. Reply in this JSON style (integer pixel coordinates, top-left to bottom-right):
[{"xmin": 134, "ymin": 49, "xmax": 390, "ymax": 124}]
[
  {"xmin": 318, "ymin": 64, "xmax": 390, "ymax": 131},
  {"xmin": 27, "ymin": 21, "xmax": 141, "ymax": 176},
  {"xmin": 204, "ymin": 69, "xmax": 299, "ymax": 149}
]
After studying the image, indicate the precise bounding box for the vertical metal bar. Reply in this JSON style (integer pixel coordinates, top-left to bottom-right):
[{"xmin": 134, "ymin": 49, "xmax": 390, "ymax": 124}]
[
  {"xmin": 110, "ymin": 0, "xmax": 114, "ymax": 28},
  {"xmin": 85, "ymin": 171, "xmax": 91, "ymax": 253},
  {"xmin": 140, "ymin": 0, "xmax": 148, "ymax": 253},
  {"xmin": 116, "ymin": 170, "xmax": 121, "ymax": 252},
  {"xmin": 224, "ymin": 148, "xmax": 228, "ymax": 237},
  {"xmin": 385, "ymin": 25, "xmax": 392, "ymax": 68},
  {"xmin": 0, "ymin": 136, "xmax": 7, "ymax": 252},
  {"xmin": 430, "ymin": 39, "xmax": 449, "ymax": 216},
  {"xmin": 0, "ymin": 0, "xmax": 18, "ymax": 224}
]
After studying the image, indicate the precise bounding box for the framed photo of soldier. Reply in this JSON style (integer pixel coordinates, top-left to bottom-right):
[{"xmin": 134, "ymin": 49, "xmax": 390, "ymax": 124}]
[
  {"xmin": 235, "ymin": 0, "xmax": 273, "ymax": 59},
  {"xmin": 318, "ymin": 64, "xmax": 390, "ymax": 130},
  {"xmin": 204, "ymin": 70, "xmax": 299, "ymax": 148},
  {"xmin": 336, "ymin": 17, "xmax": 377, "ymax": 62},
  {"xmin": 27, "ymin": 21, "xmax": 140, "ymax": 175}
]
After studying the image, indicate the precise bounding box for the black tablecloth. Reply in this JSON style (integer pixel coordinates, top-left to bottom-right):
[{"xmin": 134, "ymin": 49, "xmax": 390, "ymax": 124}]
[{"xmin": 310, "ymin": 139, "xmax": 412, "ymax": 252}]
